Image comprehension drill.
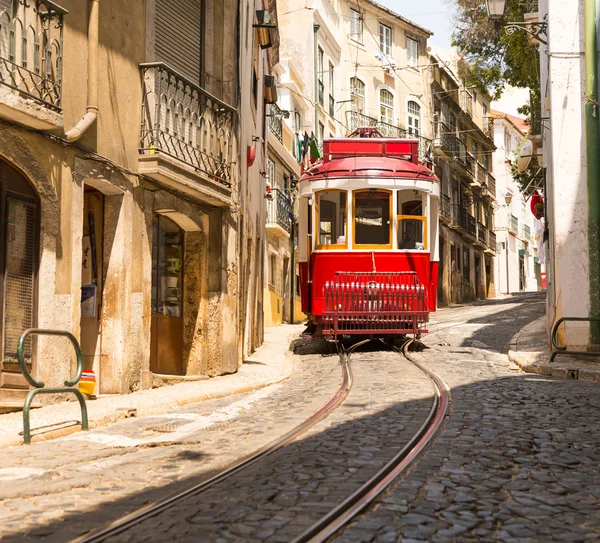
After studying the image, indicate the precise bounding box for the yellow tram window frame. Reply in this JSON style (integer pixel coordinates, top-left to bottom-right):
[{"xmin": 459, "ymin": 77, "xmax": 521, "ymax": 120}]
[
  {"xmin": 397, "ymin": 215, "xmax": 428, "ymax": 251},
  {"xmin": 352, "ymin": 189, "xmax": 393, "ymax": 250},
  {"xmin": 314, "ymin": 189, "xmax": 348, "ymax": 251}
]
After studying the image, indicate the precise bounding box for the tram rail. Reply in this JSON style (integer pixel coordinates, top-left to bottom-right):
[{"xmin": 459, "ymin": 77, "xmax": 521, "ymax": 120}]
[{"xmin": 72, "ymin": 340, "xmax": 448, "ymax": 543}]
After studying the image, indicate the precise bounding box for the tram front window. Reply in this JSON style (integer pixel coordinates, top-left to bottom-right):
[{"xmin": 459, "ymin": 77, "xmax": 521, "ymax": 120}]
[
  {"xmin": 354, "ymin": 190, "xmax": 391, "ymax": 246},
  {"xmin": 317, "ymin": 190, "xmax": 347, "ymax": 247}
]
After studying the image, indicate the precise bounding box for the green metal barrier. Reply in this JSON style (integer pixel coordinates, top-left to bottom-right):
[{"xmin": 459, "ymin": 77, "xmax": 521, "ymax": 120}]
[
  {"xmin": 17, "ymin": 328, "xmax": 89, "ymax": 445},
  {"xmin": 550, "ymin": 316, "xmax": 600, "ymax": 362}
]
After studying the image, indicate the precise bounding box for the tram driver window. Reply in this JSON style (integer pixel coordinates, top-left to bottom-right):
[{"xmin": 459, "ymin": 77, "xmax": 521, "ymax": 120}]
[
  {"xmin": 317, "ymin": 190, "xmax": 347, "ymax": 247},
  {"xmin": 354, "ymin": 190, "xmax": 391, "ymax": 246},
  {"xmin": 397, "ymin": 197, "xmax": 426, "ymax": 250}
]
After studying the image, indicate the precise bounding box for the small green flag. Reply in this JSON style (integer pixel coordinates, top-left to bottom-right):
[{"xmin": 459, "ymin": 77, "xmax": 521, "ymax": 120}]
[{"xmin": 310, "ymin": 138, "xmax": 320, "ymax": 162}]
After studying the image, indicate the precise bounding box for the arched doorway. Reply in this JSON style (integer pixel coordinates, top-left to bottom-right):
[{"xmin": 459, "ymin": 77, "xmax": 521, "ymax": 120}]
[{"xmin": 0, "ymin": 160, "xmax": 39, "ymax": 401}]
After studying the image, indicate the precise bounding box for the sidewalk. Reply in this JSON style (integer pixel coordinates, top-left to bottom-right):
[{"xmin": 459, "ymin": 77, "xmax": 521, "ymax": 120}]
[
  {"xmin": 508, "ymin": 315, "xmax": 600, "ymax": 382},
  {"xmin": 0, "ymin": 324, "xmax": 303, "ymax": 450}
]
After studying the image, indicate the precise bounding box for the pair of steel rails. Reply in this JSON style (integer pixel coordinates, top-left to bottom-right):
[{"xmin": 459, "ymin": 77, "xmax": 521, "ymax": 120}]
[{"xmin": 73, "ymin": 340, "xmax": 449, "ymax": 543}]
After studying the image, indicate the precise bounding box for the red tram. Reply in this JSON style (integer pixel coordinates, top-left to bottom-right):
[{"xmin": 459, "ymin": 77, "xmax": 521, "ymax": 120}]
[{"xmin": 298, "ymin": 129, "xmax": 440, "ymax": 340}]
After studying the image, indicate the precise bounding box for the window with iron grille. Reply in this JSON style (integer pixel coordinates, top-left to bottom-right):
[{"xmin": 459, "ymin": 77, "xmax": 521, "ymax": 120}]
[
  {"xmin": 380, "ymin": 89, "xmax": 394, "ymax": 125},
  {"xmin": 407, "ymin": 100, "xmax": 420, "ymax": 136},
  {"xmin": 407, "ymin": 37, "xmax": 418, "ymax": 67},
  {"xmin": 379, "ymin": 23, "xmax": 392, "ymax": 56},
  {"xmin": 351, "ymin": 77, "xmax": 365, "ymax": 112},
  {"xmin": 350, "ymin": 9, "xmax": 363, "ymax": 42}
]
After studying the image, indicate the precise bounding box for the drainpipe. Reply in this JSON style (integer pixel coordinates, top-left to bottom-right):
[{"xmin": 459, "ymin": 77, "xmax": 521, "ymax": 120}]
[
  {"xmin": 65, "ymin": 0, "xmax": 99, "ymax": 141},
  {"xmin": 585, "ymin": 0, "xmax": 600, "ymax": 341},
  {"xmin": 313, "ymin": 23, "xmax": 320, "ymax": 139}
]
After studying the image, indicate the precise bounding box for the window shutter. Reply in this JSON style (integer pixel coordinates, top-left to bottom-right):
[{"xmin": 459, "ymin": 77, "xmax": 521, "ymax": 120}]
[{"xmin": 155, "ymin": 0, "xmax": 202, "ymax": 84}]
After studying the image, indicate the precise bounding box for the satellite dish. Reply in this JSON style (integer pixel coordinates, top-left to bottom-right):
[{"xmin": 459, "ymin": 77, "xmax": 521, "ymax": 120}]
[{"xmin": 517, "ymin": 139, "xmax": 533, "ymax": 173}]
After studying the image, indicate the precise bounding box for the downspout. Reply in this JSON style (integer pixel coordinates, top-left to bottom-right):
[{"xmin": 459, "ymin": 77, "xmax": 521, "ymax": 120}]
[
  {"xmin": 313, "ymin": 23, "xmax": 320, "ymax": 138},
  {"xmin": 65, "ymin": 0, "xmax": 99, "ymax": 141},
  {"xmin": 585, "ymin": 0, "xmax": 600, "ymax": 341}
]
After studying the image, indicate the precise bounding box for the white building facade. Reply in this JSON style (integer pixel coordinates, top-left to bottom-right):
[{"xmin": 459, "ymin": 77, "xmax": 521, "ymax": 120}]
[{"xmin": 491, "ymin": 111, "xmax": 542, "ymax": 295}]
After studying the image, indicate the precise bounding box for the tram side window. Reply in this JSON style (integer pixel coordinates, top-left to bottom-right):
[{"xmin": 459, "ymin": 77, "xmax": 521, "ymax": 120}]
[
  {"xmin": 354, "ymin": 190, "xmax": 391, "ymax": 245},
  {"xmin": 317, "ymin": 190, "xmax": 347, "ymax": 246},
  {"xmin": 397, "ymin": 198, "xmax": 426, "ymax": 250}
]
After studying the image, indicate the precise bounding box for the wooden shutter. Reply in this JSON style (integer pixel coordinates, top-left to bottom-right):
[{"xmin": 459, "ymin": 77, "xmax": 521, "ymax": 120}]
[{"xmin": 155, "ymin": 0, "xmax": 202, "ymax": 84}]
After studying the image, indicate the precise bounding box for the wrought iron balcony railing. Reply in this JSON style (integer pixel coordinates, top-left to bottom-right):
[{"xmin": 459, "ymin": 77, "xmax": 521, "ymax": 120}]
[
  {"xmin": 434, "ymin": 121, "xmax": 459, "ymax": 157},
  {"xmin": 466, "ymin": 213, "xmax": 477, "ymax": 238},
  {"xmin": 487, "ymin": 172, "xmax": 496, "ymax": 197},
  {"xmin": 461, "ymin": 90, "xmax": 473, "ymax": 117},
  {"xmin": 140, "ymin": 63, "xmax": 237, "ymax": 187},
  {"xmin": 0, "ymin": 0, "xmax": 67, "ymax": 110},
  {"xmin": 477, "ymin": 221, "xmax": 487, "ymax": 245},
  {"xmin": 266, "ymin": 190, "xmax": 292, "ymax": 233},
  {"xmin": 483, "ymin": 117, "xmax": 494, "ymax": 138},
  {"xmin": 452, "ymin": 204, "xmax": 468, "ymax": 231},
  {"xmin": 510, "ymin": 214, "xmax": 519, "ymax": 234},
  {"xmin": 267, "ymin": 103, "xmax": 283, "ymax": 143},
  {"xmin": 488, "ymin": 230, "xmax": 497, "ymax": 251},
  {"xmin": 346, "ymin": 110, "xmax": 432, "ymax": 160},
  {"xmin": 476, "ymin": 162, "xmax": 486, "ymax": 185},
  {"xmin": 441, "ymin": 193, "xmax": 451, "ymax": 221}
]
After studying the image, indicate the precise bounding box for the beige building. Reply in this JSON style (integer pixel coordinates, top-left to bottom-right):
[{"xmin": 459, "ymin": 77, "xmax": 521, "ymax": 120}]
[
  {"xmin": 429, "ymin": 49, "xmax": 497, "ymax": 304},
  {"xmin": 0, "ymin": 0, "xmax": 276, "ymax": 404},
  {"xmin": 277, "ymin": 0, "xmax": 432, "ymax": 144}
]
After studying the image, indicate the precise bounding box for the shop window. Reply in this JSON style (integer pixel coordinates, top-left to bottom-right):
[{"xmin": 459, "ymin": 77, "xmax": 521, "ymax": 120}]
[
  {"xmin": 354, "ymin": 189, "xmax": 391, "ymax": 247},
  {"xmin": 316, "ymin": 190, "xmax": 347, "ymax": 248}
]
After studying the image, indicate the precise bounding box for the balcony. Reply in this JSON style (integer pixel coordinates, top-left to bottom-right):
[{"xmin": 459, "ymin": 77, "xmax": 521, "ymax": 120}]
[
  {"xmin": 138, "ymin": 63, "xmax": 238, "ymax": 207},
  {"xmin": 487, "ymin": 172, "xmax": 496, "ymax": 198},
  {"xmin": 477, "ymin": 221, "xmax": 487, "ymax": 246},
  {"xmin": 440, "ymin": 193, "xmax": 452, "ymax": 223},
  {"xmin": 346, "ymin": 110, "xmax": 432, "ymax": 160},
  {"xmin": 487, "ymin": 230, "xmax": 497, "ymax": 253},
  {"xmin": 267, "ymin": 103, "xmax": 283, "ymax": 143},
  {"xmin": 509, "ymin": 214, "xmax": 519, "ymax": 234},
  {"xmin": 434, "ymin": 121, "xmax": 459, "ymax": 158},
  {"xmin": 266, "ymin": 190, "xmax": 292, "ymax": 235},
  {"xmin": 452, "ymin": 203, "xmax": 467, "ymax": 231},
  {"xmin": 461, "ymin": 90, "xmax": 473, "ymax": 118},
  {"xmin": 483, "ymin": 117, "xmax": 494, "ymax": 138},
  {"xmin": 0, "ymin": 0, "xmax": 67, "ymax": 129},
  {"xmin": 466, "ymin": 213, "xmax": 477, "ymax": 239}
]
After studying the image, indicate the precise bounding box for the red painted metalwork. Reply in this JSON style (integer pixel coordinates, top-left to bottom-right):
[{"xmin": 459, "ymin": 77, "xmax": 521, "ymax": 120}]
[
  {"xmin": 298, "ymin": 133, "xmax": 440, "ymax": 339},
  {"xmin": 322, "ymin": 271, "xmax": 428, "ymax": 337}
]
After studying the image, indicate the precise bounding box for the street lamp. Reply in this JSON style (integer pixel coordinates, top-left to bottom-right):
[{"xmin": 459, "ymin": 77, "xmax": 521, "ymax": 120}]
[{"xmin": 484, "ymin": 0, "xmax": 548, "ymax": 45}]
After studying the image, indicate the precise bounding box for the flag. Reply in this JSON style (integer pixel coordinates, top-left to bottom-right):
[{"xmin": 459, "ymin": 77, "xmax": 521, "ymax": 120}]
[{"xmin": 309, "ymin": 132, "xmax": 321, "ymax": 164}]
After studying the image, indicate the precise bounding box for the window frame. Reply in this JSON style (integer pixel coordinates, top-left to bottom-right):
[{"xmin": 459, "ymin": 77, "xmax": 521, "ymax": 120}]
[
  {"xmin": 406, "ymin": 37, "xmax": 418, "ymax": 67},
  {"xmin": 350, "ymin": 9, "xmax": 363, "ymax": 42},
  {"xmin": 397, "ymin": 215, "xmax": 428, "ymax": 251},
  {"xmin": 379, "ymin": 23, "xmax": 392, "ymax": 57},
  {"xmin": 407, "ymin": 100, "xmax": 421, "ymax": 137},
  {"xmin": 350, "ymin": 76, "xmax": 365, "ymax": 113},
  {"xmin": 380, "ymin": 89, "xmax": 394, "ymax": 125},
  {"xmin": 352, "ymin": 188, "xmax": 393, "ymax": 250},
  {"xmin": 315, "ymin": 189, "xmax": 348, "ymax": 251}
]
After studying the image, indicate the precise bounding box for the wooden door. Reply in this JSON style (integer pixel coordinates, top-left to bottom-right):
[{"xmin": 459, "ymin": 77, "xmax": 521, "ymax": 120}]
[{"xmin": 150, "ymin": 216, "xmax": 184, "ymax": 375}]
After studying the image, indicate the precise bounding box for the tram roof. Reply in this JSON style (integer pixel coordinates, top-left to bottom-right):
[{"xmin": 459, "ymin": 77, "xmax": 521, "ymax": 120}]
[{"xmin": 301, "ymin": 137, "xmax": 438, "ymax": 182}]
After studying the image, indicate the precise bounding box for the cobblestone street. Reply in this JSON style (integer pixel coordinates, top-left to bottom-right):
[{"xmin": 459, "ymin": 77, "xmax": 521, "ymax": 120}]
[{"xmin": 2, "ymin": 293, "xmax": 600, "ymax": 542}]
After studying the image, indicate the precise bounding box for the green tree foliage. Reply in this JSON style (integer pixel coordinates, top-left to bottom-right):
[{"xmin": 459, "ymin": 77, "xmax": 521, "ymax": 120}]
[{"xmin": 450, "ymin": 0, "xmax": 541, "ymax": 98}]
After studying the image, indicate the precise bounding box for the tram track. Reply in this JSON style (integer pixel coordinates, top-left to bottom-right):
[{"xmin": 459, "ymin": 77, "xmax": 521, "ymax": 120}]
[
  {"xmin": 291, "ymin": 340, "xmax": 449, "ymax": 543},
  {"xmin": 72, "ymin": 339, "xmax": 448, "ymax": 543},
  {"xmin": 72, "ymin": 345, "xmax": 354, "ymax": 543}
]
